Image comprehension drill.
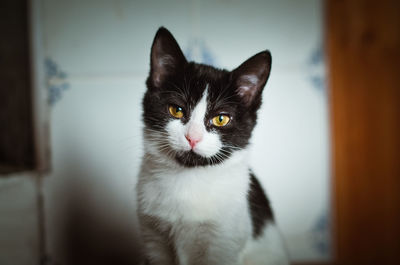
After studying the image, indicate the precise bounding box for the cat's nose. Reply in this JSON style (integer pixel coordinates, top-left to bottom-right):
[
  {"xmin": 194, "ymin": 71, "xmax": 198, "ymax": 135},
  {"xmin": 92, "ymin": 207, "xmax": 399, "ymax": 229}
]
[
  {"xmin": 185, "ymin": 123, "xmax": 203, "ymax": 148},
  {"xmin": 185, "ymin": 135, "xmax": 201, "ymax": 149}
]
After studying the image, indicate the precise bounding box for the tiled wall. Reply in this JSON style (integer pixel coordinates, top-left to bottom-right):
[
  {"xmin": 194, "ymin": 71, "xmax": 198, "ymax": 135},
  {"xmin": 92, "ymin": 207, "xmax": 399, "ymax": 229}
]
[
  {"xmin": 39, "ymin": 0, "xmax": 330, "ymax": 263},
  {"xmin": 0, "ymin": 174, "xmax": 40, "ymax": 265}
]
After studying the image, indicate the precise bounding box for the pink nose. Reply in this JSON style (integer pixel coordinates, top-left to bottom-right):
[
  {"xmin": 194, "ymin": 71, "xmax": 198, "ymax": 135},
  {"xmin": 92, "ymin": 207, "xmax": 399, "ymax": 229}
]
[{"xmin": 185, "ymin": 135, "xmax": 200, "ymax": 148}]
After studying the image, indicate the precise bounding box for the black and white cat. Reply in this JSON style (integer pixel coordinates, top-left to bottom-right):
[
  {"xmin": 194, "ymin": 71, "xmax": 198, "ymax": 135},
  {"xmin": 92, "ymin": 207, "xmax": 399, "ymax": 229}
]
[{"xmin": 137, "ymin": 27, "xmax": 289, "ymax": 265}]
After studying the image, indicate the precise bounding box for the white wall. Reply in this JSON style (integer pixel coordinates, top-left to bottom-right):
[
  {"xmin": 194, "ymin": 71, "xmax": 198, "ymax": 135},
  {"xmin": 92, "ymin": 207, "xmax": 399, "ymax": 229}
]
[{"xmin": 39, "ymin": 0, "xmax": 330, "ymax": 263}]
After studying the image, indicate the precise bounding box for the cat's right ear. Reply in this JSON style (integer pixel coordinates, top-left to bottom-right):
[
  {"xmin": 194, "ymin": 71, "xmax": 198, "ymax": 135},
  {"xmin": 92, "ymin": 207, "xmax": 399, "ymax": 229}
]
[
  {"xmin": 149, "ymin": 27, "xmax": 187, "ymax": 88},
  {"xmin": 231, "ymin": 51, "xmax": 272, "ymax": 107}
]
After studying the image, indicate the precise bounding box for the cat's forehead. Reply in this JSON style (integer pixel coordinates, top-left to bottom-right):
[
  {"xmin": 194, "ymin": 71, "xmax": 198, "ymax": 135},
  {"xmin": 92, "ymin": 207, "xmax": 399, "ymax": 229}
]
[{"xmin": 174, "ymin": 64, "xmax": 235, "ymax": 107}]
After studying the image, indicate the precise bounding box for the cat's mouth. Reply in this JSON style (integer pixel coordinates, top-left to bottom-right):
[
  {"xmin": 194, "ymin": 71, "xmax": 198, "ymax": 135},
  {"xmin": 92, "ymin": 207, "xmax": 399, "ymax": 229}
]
[
  {"xmin": 163, "ymin": 147, "xmax": 233, "ymax": 167},
  {"xmin": 174, "ymin": 150, "xmax": 215, "ymax": 167}
]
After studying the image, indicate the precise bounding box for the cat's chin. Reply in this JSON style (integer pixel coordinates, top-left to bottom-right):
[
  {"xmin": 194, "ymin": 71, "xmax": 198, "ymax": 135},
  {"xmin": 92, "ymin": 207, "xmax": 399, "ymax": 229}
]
[{"xmin": 174, "ymin": 150, "xmax": 226, "ymax": 167}]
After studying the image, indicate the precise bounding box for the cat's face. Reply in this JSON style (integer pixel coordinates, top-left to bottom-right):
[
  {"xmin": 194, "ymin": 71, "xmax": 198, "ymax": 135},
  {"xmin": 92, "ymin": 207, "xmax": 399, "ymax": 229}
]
[{"xmin": 143, "ymin": 27, "xmax": 271, "ymax": 167}]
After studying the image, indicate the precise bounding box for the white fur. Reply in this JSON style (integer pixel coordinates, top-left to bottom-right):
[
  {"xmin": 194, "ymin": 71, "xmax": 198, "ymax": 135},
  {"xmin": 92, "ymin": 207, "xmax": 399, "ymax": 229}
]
[
  {"xmin": 137, "ymin": 86, "xmax": 289, "ymax": 265},
  {"xmin": 242, "ymin": 75, "xmax": 259, "ymax": 89},
  {"xmin": 139, "ymin": 150, "xmax": 250, "ymax": 223}
]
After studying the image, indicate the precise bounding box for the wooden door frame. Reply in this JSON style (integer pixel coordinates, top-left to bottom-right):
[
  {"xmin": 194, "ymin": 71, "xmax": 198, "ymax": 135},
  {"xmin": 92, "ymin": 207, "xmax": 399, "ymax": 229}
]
[
  {"xmin": 30, "ymin": 0, "xmax": 50, "ymax": 174},
  {"xmin": 326, "ymin": 1, "xmax": 400, "ymax": 265}
]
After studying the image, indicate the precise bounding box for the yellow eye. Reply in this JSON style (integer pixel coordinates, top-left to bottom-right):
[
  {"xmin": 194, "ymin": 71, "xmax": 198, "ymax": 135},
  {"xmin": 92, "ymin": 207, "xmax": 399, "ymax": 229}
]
[
  {"xmin": 212, "ymin": 115, "xmax": 230, "ymax": 127},
  {"xmin": 168, "ymin": 105, "xmax": 184, "ymax": 119}
]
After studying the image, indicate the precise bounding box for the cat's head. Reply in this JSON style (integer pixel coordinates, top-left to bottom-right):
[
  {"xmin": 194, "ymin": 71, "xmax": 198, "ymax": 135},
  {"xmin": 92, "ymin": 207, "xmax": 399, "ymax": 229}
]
[{"xmin": 143, "ymin": 27, "xmax": 271, "ymax": 167}]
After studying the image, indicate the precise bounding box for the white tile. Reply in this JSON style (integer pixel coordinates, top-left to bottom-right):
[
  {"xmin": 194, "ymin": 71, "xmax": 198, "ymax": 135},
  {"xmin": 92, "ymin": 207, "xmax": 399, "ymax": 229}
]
[
  {"xmin": 191, "ymin": 0, "xmax": 323, "ymax": 70},
  {"xmin": 42, "ymin": 0, "xmax": 193, "ymax": 76},
  {"xmin": 0, "ymin": 174, "xmax": 40, "ymax": 265}
]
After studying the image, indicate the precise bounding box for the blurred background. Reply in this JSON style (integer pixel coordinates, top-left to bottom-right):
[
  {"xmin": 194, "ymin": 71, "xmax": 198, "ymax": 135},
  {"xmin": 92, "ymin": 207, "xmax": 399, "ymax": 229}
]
[{"xmin": 0, "ymin": 1, "xmax": 399, "ymax": 265}]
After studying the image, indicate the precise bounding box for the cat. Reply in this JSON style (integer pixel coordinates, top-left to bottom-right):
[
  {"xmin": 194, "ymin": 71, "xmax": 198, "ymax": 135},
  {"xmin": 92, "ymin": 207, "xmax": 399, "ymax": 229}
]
[{"xmin": 136, "ymin": 27, "xmax": 289, "ymax": 265}]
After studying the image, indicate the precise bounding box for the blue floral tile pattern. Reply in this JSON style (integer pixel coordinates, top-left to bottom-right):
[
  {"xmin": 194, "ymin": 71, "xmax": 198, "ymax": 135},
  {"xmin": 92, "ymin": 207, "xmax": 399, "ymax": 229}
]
[
  {"xmin": 184, "ymin": 39, "xmax": 217, "ymax": 66},
  {"xmin": 310, "ymin": 209, "xmax": 331, "ymax": 256},
  {"xmin": 307, "ymin": 44, "xmax": 326, "ymax": 91},
  {"xmin": 45, "ymin": 58, "xmax": 70, "ymax": 106}
]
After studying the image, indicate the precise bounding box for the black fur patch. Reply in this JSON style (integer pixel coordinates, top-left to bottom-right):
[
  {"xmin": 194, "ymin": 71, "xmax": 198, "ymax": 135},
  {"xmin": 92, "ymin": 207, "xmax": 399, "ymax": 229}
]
[
  {"xmin": 143, "ymin": 27, "xmax": 271, "ymax": 167},
  {"xmin": 247, "ymin": 171, "xmax": 274, "ymax": 238}
]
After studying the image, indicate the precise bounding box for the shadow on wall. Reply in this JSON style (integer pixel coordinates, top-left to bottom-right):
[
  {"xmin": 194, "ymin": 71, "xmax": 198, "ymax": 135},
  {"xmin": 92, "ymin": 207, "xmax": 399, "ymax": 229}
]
[
  {"xmin": 60, "ymin": 204, "xmax": 142, "ymax": 265},
  {"xmin": 47, "ymin": 153, "xmax": 143, "ymax": 265}
]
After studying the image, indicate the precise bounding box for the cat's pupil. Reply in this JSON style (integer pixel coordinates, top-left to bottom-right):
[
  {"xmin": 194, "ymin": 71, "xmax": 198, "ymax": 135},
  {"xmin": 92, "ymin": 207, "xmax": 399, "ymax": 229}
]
[
  {"xmin": 177, "ymin": 107, "xmax": 182, "ymax": 112},
  {"xmin": 218, "ymin": 115, "xmax": 224, "ymax": 122}
]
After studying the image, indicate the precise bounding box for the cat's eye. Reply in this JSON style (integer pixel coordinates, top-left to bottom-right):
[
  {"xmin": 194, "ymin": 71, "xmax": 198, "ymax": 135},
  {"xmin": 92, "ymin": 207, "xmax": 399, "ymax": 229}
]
[
  {"xmin": 212, "ymin": 115, "xmax": 230, "ymax": 127},
  {"xmin": 168, "ymin": 105, "xmax": 184, "ymax": 119}
]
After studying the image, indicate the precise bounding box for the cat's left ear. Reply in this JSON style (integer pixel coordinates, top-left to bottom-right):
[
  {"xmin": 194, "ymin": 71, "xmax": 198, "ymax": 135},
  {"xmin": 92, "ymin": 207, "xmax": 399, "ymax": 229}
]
[{"xmin": 231, "ymin": 51, "xmax": 272, "ymax": 107}]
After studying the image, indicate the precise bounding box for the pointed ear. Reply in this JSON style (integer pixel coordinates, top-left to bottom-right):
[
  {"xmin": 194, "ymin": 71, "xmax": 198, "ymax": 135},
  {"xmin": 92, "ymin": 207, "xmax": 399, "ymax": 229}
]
[
  {"xmin": 149, "ymin": 27, "xmax": 187, "ymax": 88},
  {"xmin": 232, "ymin": 51, "xmax": 272, "ymax": 107}
]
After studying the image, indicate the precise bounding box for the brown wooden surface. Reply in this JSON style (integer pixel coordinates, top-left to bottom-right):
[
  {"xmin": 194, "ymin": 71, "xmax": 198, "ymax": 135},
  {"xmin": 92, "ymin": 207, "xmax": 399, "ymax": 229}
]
[{"xmin": 326, "ymin": 0, "xmax": 400, "ymax": 264}]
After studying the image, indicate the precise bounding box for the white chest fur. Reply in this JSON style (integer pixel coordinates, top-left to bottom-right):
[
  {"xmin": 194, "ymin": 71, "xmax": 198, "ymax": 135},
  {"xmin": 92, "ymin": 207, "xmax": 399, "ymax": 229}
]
[{"xmin": 137, "ymin": 150, "xmax": 250, "ymax": 224}]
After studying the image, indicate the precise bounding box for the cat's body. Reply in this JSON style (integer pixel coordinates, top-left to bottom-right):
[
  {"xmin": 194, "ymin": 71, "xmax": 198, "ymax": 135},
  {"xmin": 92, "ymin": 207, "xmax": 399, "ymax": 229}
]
[{"xmin": 137, "ymin": 27, "xmax": 289, "ymax": 265}]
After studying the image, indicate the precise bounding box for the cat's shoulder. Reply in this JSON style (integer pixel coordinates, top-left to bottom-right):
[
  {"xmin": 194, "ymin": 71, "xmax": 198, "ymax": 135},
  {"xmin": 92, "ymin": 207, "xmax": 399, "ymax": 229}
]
[{"xmin": 247, "ymin": 170, "xmax": 274, "ymax": 238}]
